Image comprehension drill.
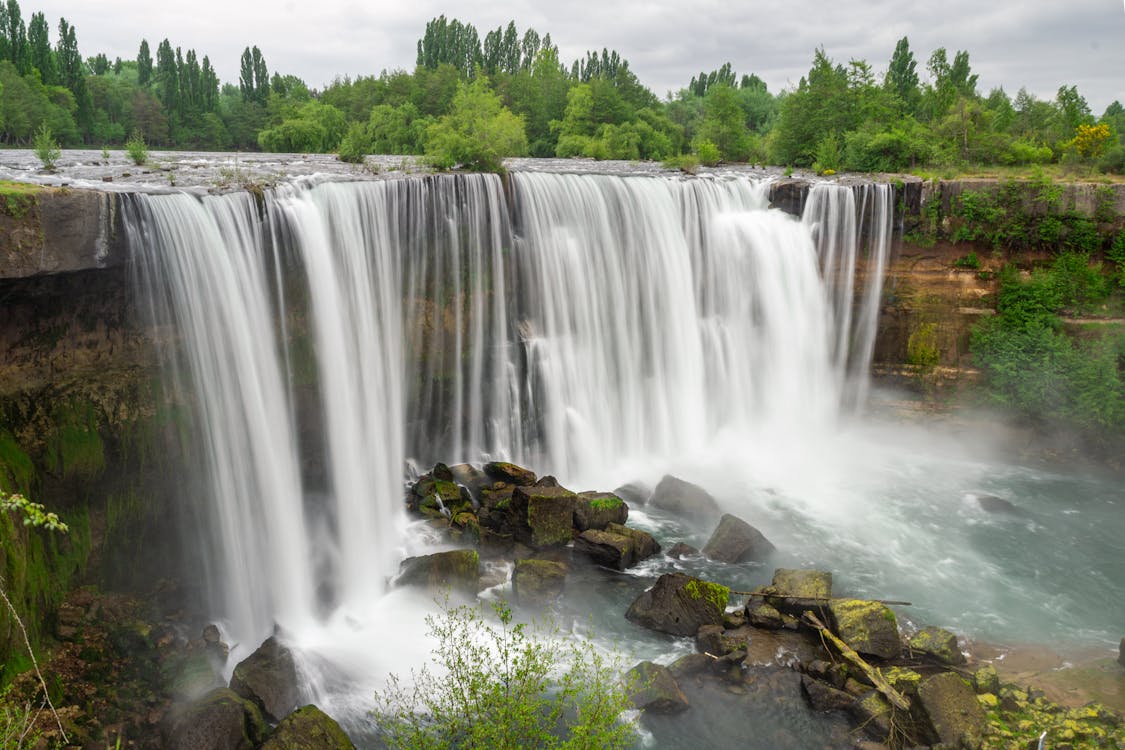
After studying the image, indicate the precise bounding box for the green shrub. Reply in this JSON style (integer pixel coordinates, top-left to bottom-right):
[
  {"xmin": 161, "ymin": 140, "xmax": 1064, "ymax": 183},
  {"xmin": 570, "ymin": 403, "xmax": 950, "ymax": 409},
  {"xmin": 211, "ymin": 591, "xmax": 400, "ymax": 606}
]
[
  {"xmin": 1107, "ymin": 233, "xmax": 1125, "ymax": 288},
  {"xmin": 373, "ymin": 599, "xmax": 635, "ymax": 750},
  {"xmin": 663, "ymin": 153, "xmax": 700, "ymax": 174},
  {"xmin": 337, "ymin": 123, "xmax": 370, "ymax": 164},
  {"xmin": 812, "ymin": 133, "xmax": 842, "ymax": 174},
  {"xmin": 953, "ymin": 251, "xmax": 981, "ymax": 269},
  {"xmin": 32, "ymin": 124, "xmax": 61, "ymax": 170},
  {"xmin": 692, "ymin": 138, "xmax": 720, "ymax": 167},
  {"xmin": 424, "ymin": 77, "xmax": 528, "ymax": 173},
  {"xmin": 1045, "ymin": 252, "xmax": 1108, "ymax": 314},
  {"xmin": 125, "ymin": 131, "xmax": 148, "ymax": 166}
]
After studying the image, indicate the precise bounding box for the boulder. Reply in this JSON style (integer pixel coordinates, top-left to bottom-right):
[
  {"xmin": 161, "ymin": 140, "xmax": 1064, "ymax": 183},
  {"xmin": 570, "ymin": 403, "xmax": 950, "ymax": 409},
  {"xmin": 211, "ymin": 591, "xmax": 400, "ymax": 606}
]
[
  {"xmin": 827, "ymin": 599, "xmax": 901, "ymax": 660},
  {"xmin": 167, "ymin": 687, "xmax": 268, "ymax": 750},
  {"xmin": 695, "ymin": 624, "xmax": 747, "ymax": 657},
  {"xmin": 512, "ymin": 559, "xmax": 567, "ymax": 605},
  {"xmin": 626, "ymin": 661, "xmax": 690, "ymax": 714},
  {"xmin": 666, "ymin": 542, "xmax": 698, "ymax": 559},
  {"xmin": 613, "ymin": 482, "xmax": 649, "ymax": 506},
  {"xmin": 230, "ymin": 637, "xmax": 300, "ymax": 723},
  {"xmin": 573, "ymin": 529, "xmax": 635, "ymax": 569},
  {"xmin": 974, "ymin": 493, "xmax": 1020, "ymax": 514},
  {"xmin": 908, "ymin": 626, "xmax": 965, "ymax": 665},
  {"xmin": 407, "ymin": 474, "xmax": 467, "ymax": 518},
  {"xmin": 849, "ymin": 690, "xmax": 894, "ymax": 740},
  {"xmin": 916, "ymin": 672, "xmax": 988, "ymax": 749},
  {"xmin": 801, "ymin": 675, "xmax": 854, "ymax": 712},
  {"xmin": 483, "ymin": 461, "xmax": 537, "ymax": 486},
  {"xmin": 754, "ymin": 568, "xmax": 832, "ymax": 616},
  {"xmin": 745, "ymin": 599, "xmax": 786, "ymax": 629},
  {"xmin": 972, "ymin": 664, "xmax": 1000, "ymax": 695},
  {"xmin": 667, "ymin": 652, "xmax": 714, "ymax": 680},
  {"xmin": 512, "ymin": 485, "xmax": 576, "ymax": 548},
  {"xmin": 573, "ymin": 492, "xmax": 629, "ymax": 531},
  {"xmin": 261, "ymin": 705, "xmax": 355, "ymax": 750},
  {"xmin": 701, "ymin": 513, "xmax": 775, "ymax": 563},
  {"xmin": 165, "ymin": 649, "xmax": 224, "ymax": 700},
  {"xmin": 449, "ymin": 463, "xmax": 489, "ymax": 502},
  {"xmin": 605, "ymin": 523, "xmax": 660, "ymax": 560},
  {"xmin": 397, "ymin": 549, "xmax": 480, "ymax": 592},
  {"xmin": 648, "ymin": 475, "xmax": 721, "ymax": 525},
  {"xmin": 625, "ymin": 573, "xmax": 729, "ymax": 636}
]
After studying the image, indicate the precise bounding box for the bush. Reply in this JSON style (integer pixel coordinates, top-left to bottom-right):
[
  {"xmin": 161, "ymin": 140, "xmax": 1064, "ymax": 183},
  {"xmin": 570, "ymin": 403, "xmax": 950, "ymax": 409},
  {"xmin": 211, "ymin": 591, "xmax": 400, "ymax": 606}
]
[
  {"xmin": 1045, "ymin": 252, "xmax": 1108, "ymax": 314},
  {"xmin": 692, "ymin": 137, "xmax": 720, "ymax": 166},
  {"xmin": 373, "ymin": 599, "xmax": 635, "ymax": 750},
  {"xmin": 424, "ymin": 77, "xmax": 528, "ymax": 173},
  {"xmin": 125, "ymin": 131, "xmax": 148, "ymax": 165},
  {"xmin": 32, "ymin": 124, "xmax": 61, "ymax": 170},
  {"xmin": 337, "ymin": 123, "xmax": 370, "ymax": 164}
]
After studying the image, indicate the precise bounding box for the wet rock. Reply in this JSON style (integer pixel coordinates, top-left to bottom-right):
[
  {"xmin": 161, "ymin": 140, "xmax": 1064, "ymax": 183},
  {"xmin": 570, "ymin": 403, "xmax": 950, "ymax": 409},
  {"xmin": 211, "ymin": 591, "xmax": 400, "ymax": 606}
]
[
  {"xmin": 649, "ymin": 475, "xmax": 721, "ymax": 525},
  {"xmin": 882, "ymin": 667, "xmax": 922, "ymax": 697},
  {"xmin": 667, "ymin": 652, "xmax": 713, "ymax": 680},
  {"xmin": 534, "ymin": 475, "xmax": 560, "ymax": 487},
  {"xmin": 512, "ymin": 485, "xmax": 576, "ymax": 548},
  {"xmin": 695, "ymin": 624, "xmax": 747, "ymax": 656},
  {"xmin": 722, "ymin": 609, "xmax": 746, "ymax": 629},
  {"xmin": 754, "ymin": 568, "xmax": 833, "ymax": 615},
  {"xmin": 573, "ymin": 492, "xmax": 629, "ymax": 531},
  {"xmin": 166, "ymin": 649, "xmax": 224, "ymax": 700},
  {"xmin": 908, "ymin": 625, "xmax": 965, "ymax": 665},
  {"xmin": 972, "ymin": 664, "xmax": 1000, "ymax": 694},
  {"xmin": 850, "ymin": 690, "xmax": 895, "ymax": 740},
  {"xmin": 167, "ymin": 687, "xmax": 269, "ymax": 750},
  {"xmin": 230, "ymin": 637, "xmax": 300, "ymax": 722},
  {"xmin": 605, "ymin": 522, "xmax": 660, "ymax": 560},
  {"xmin": 613, "ymin": 481, "xmax": 649, "ymax": 506},
  {"xmin": 625, "ymin": 573, "xmax": 729, "ymax": 637},
  {"xmin": 916, "ymin": 672, "xmax": 988, "ymax": 749},
  {"xmin": 701, "ymin": 513, "xmax": 775, "ymax": 563},
  {"xmin": 574, "ymin": 528, "xmax": 635, "ymax": 569},
  {"xmin": 975, "ymin": 493, "xmax": 1020, "ymax": 514},
  {"xmin": 512, "ymin": 559, "xmax": 567, "ymax": 605},
  {"xmin": 827, "ymin": 598, "xmax": 901, "ymax": 660},
  {"xmin": 397, "ymin": 549, "xmax": 480, "ymax": 593},
  {"xmin": 408, "ymin": 474, "xmax": 466, "ymax": 518},
  {"xmin": 745, "ymin": 599, "xmax": 786, "ymax": 629},
  {"xmin": 666, "ymin": 542, "xmax": 698, "ymax": 559},
  {"xmin": 483, "ymin": 461, "xmax": 537, "ymax": 486},
  {"xmin": 449, "ymin": 463, "xmax": 489, "ymax": 501},
  {"xmin": 626, "ymin": 661, "xmax": 690, "ymax": 713},
  {"xmin": 801, "ymin": 675, "xmax": 854, "ymax": 712},
  {"xmin": 261, "ymin": 705, "xmax": 355, "ymax": 750},
  {"xmin": 431, "ymin": 462, "xmax": 454, "ymax": 481}
]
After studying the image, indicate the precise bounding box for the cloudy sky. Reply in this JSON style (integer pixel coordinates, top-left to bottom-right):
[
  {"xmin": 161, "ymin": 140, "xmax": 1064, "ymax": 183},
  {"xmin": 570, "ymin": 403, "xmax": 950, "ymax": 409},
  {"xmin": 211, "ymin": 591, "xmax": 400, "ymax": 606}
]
[{"xmin": 38, "ymin": 0, "xmax": 1125, "ymax": 112}]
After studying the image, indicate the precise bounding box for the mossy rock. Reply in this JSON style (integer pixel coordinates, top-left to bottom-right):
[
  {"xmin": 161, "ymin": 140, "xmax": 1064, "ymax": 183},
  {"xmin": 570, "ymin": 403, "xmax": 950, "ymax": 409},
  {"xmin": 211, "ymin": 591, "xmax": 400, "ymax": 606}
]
[
  {"xmin": 573, "ymin": 491, "xmax": 628, "ymax": 531},
  {"xmin": 626, "ymin": 572, "xmax": 729, "ymax": 636},
  {"xmin": 166, "ymin": 687, "xmax": 269, "ymax": 750},
  {"xmin": 511, "ymin": 485, "xmax": 575, "ymax": 548},
  {"xmin": 626, "ymin": 661, "xmax": 689, "ymax": 714},
  {"xmin": 605, "ymin": 522, "xmax": 660, "ymax": 560},
  {"xmin": 972, "ymin": 664, "xmax": 1000, "ymax": 695},
  {"xmin": 574, "ymin": 528, "xmax": 634, "ymax": 569},
  {"xmin": 755, "ymin": 568, "xmax": 832, "ymax": 615},
  {"xmin": 512, "ymin": 558, "xmax": 567, "ymax": 605},
  {"xmin": 261, "ymin": 705, "xmax": 355, "ymax": 750},
  {"xmin": 908, "ymin": 625, "xmax": 965, "ymax": 665},
  {"xmin": 409, "ymin": 476, "xmax": 466, "ymax": 517},
  {"xmin": 230, "ymin": 637, "xmax": 300, "ymax": 723},
  {"xmin": 916, "ymin": 671, "xmax": 987, "ymax": 749},
  {"xmin": 397, "ymin": 549, "xmax": 480, "ymax": 593},
  {"xmin": 826, "ymin": 598, "xmax": 901, "ymax": 660},
  {"xmin": 483, "ymin": 461, "xmax": 537, "ymax": 486}
]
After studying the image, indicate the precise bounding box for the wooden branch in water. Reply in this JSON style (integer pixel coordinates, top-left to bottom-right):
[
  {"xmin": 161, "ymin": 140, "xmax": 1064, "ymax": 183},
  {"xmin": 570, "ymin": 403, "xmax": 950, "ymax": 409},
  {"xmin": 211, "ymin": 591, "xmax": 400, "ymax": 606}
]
[
  {"xmin": 802, "ymin": 611, "xmax": 911, "ymax": 713},
  {"xmin": 729, "ymin": 590, "xmax": 912, "ymax": 606}
]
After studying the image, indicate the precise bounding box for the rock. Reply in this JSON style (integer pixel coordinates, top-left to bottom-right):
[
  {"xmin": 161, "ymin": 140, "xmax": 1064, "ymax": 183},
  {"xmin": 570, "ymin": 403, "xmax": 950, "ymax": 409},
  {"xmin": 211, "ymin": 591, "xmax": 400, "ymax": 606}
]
[
  {"xmin": 202, "ymin": 624, "xmax": 221, "ymax": 643},
  {"xmin": 230, "ymin": 637, "xmax": 301, "ymax": 723},
  {"xmin": 573, "ymin": 529, "xmax": 635, "ymax": 569},
  {"xmin": 613, "ymin": 482, "xmax": 649, "ymax": 506},
  {"xmin": 882, "ymin": 667, "xmax": 922, "ymax": 697},
  {"xmin": 573, "ymin": 492, "xmax": 629, "ymax": 531},
  {"xmin": 261, "ymin": 705, "xmax": 355, "ymax": 750},
  {"xmin": 850, "ymin": 690, "xmax": 894, "ymax": 740},
  {"xmin": 916, "ymin": 672, "xmax": 988, "ymax": 749},
  {"xmin": 512, "ymin": 485, "xmax": 576, "ymax": 548},
  {"xmin": 746, "ymin": 599, "xmax": 785, "ymax": 629},
  {"xmin": 626, "ymin": 661, "xmax": 690, "ymax": 713},
  {"xmin": 625, "ymin": 573, "xmax": 729, "ymax": 637},
  {"xmin": 396, "ymin": 549, "xmax": 480, "ymax": 593},
  {"xmin": 974, "ymin": 493, "xmax": 1020, "ymax": 514},
  {"xmin": 827, "ymin": 599, "xmax": 902, "ymax": 660},
  {"xmin": 512, "ymin": 559, "xmax": 567, "ymax": 605},
  {"xmin": 908, "ymin": 626, "xmax": 965, "ymax": 665},
  {"xmin": 483, "ymin": 461, "xmax": 537, "ymax": 486},
  {"xmin": 695, "ymin": 624, "xmax": 747, "ymax": 656},
  {"xmin": 605, "ymin": 523, "xmax": 660, "ymax": 560},
  {"xmin": 408, "ymin": 474, "xmax": 466, "ymax": 518},
  {"xmin": 449, "ymin": 463, "xmax": 489, "ymax": 502},
  {"xmin": 648, "ymin": 475, "xmax": 722, "ymax": 525},
  {"xmin": 667, "ymin": 652, "xmax": 713, "ymax": 680},
  {"xmin": 666, "ymin": 542, "xmax": 698, "ymax": 559},
  {"xmin": 801, "ymin": 675, "xmax": 854, "ymax": 712},
  {"xmin": 166, "ymin": 650, "xmax": 224, "ymax": 700},
  {"xmin": 167, "ymin": 688, "xmax": 269, "ymax": 750},
  {"xmin": 754, "ymin": 568, "xmax": 832, "ymax": 616},
  {"xmin": 431, "ymin": 462, "xmax": 454, "ymax": 481},
  {"xmin": 701, "ymin": 513, "xmax": 775, "ymax": 563},
  {"xmin": 534, "ymin": 475, "xmax": 560, "ymax": 487},
  {"xmin": 972, "ymin": 664, "xmax": 1000, "ymax": 695}
]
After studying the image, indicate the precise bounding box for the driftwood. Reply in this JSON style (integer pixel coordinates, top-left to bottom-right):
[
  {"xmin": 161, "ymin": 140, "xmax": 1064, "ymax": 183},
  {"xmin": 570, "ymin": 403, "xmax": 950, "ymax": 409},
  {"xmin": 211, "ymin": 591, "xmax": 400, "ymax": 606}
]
[
  {"xmin": 802, "ymin": 611, "xmax": 911, "ymax": 713},
  {"xmin": 730, "ymin": 590, "xmax": 912, "ymax": 606}
]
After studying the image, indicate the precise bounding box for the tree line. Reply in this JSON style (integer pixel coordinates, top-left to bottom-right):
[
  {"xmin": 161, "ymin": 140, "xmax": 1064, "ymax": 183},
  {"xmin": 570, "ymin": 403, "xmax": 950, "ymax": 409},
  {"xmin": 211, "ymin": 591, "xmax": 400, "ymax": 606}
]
[{"xmin": 2, "ymin": 5, "xmax": 1123, "ymax": 176}]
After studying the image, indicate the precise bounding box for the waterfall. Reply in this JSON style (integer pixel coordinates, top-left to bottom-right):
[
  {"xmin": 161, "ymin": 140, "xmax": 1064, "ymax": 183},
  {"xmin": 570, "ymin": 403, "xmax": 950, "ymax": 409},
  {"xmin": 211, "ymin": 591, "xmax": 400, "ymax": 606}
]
[{"xmin": 126, "ymin": 171, "xmax": 895, "ymax": 647}]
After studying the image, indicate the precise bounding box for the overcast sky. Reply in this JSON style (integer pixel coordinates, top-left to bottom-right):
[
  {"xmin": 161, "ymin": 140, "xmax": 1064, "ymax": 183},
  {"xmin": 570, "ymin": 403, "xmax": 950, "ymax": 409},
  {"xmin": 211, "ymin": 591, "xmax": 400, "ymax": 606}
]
[{"xmin": 37, "ymin": 0, "xmax": 1125, "ymax": 112}]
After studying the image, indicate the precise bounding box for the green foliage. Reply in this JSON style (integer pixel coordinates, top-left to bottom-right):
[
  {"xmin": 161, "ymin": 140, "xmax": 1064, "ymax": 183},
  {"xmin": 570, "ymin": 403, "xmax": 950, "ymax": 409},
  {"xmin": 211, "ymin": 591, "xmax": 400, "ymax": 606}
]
[
  {"xmin": 1045, "ymin": 252, "xmax": 1108, "ymax": 314},
  {"xmin": 336, "ymin": 122, "xmax": 370, "ymax": 163},
  {"xmin": 0, "ymin": 492, "xmax": 67, "ymax": 533},
  {"xmin": 663, "ymin": 153, "xmax": 699, "ymax": 174},
  {"xmin": 259, "ymin": 100, "xmax": 347, "ymax": 153},
  {"xmin": 424, "ymin": 76, "xmax": 528, "ymax": 172},
  {"xmin": 31, "ymin": 123, "xmax": 60, "ymax": 169},
  {"xmin": 906, "ymin": 322, "xmax": 940, "ymax": 367},
  {"xmin": 692, "ymin": 137, "xmax": 720, "ymax": 167},
  {"xmin": 812, "ymin": 133, "xmax": 842, "ymax": 174},
  {"xmin": 953, "ymin": 251, "xmax": 981, "ymax": 269},
  {"xmin": 373, "ymin": 598, "xmax": 635, "ymax": 750},
  {"xmin": 1107, "ymin": 232, "xmax": 1125, "ymax": 288},
  {"xmin": 124, "ymin": 130, "xmax": 147, "ymax": 165},
  {"xmin": 0, "ymin": 683, "xmax": 44, "ymax": 749}
]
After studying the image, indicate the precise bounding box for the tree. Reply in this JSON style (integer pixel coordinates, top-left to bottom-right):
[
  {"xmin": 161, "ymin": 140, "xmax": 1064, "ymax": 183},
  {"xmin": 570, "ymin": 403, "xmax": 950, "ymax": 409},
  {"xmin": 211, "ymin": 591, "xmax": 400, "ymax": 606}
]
[
  {"xmin": 26, "ymin": 11, "xmax": 55, "ymax": 85},
  {"xmin": 136, "ymin": 39, "xmax": 152, "ymax": 86},
  {"xmin": 5, "ymin": 0, "xmax": 27, "ymax": 74},
  {"xmin": 424, "ymin": 75, "xmax": 527, "ymax": 171},
  {"xmin": 884, "ymin": 36, "xmax": 920, "ymax": 115},
  {"xmin": 373, "ymin": 599, "xmax": 635, "ymax": 750}
]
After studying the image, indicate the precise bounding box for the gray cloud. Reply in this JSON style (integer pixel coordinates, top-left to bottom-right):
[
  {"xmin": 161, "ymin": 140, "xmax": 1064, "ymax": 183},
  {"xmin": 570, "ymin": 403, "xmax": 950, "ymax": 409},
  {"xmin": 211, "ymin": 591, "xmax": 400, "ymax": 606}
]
[{"xmin": 40, "ymin": 0, "xmax": 1125, "ymax": 111}]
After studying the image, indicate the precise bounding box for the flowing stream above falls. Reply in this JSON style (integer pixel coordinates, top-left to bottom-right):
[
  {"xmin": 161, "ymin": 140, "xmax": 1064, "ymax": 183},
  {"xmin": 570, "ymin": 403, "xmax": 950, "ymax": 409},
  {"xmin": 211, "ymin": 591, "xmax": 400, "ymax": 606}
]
[{"xmin": 123, "ymin": 169, "xmax": 1123, "ymax": 743}]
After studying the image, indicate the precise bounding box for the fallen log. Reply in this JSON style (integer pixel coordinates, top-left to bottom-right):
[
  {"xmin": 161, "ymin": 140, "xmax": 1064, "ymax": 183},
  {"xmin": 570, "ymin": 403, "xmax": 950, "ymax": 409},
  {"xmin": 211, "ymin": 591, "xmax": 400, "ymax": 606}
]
[{"xmin": 802, "ymin": 610, "xmax": 911, "ymax": 712}]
